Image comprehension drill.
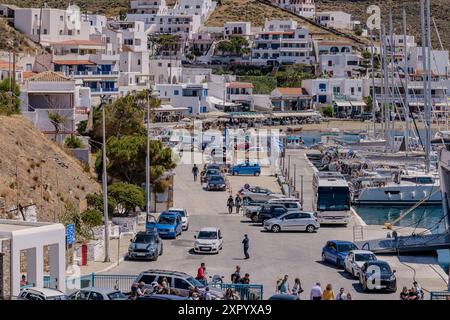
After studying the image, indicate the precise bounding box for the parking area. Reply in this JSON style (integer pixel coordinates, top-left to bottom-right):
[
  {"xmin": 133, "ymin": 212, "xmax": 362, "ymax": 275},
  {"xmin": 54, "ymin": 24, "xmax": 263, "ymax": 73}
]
[{"xmin": 106, "ymin": 164, "xmax": 448, "ymax": 299}]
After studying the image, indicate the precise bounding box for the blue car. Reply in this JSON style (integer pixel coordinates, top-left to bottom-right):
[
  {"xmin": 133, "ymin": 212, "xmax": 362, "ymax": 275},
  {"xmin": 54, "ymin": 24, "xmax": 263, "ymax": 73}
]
[
  {"xmin": 156, "ymin": 212, "xmax": 183, "ymax": 239},
  {"xmin": 231, "ymin": 162, "xmax": 261, "ymax": 176},
  {"xmin": 321, "ymin": 240, "xmax": 358, "ymax": 268}
]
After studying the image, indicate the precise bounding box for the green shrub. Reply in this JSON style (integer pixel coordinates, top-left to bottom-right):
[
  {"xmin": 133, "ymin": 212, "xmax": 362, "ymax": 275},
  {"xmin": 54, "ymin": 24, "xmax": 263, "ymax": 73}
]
[
  {"xmin": 65, "ymin": 135, "xmax": 83, "ymax": 149},
  {"xmin": 322, "ymin": 105, "xmax": 334, "ymax": 117},
  {"xmin": 81, "ymin": 209, "xmax": 104, "ymax": 227}
]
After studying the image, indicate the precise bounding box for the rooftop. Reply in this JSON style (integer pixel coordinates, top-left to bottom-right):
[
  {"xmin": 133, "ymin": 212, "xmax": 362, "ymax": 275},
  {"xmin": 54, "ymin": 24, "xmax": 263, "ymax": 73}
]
[
  {"xmin": 227, "ymin": 82, "xmax": 254, "ymax": 89},
  {"xmin": 27, "ymin": 71, "xmax": 71, "ymax": 82},
  {"xmin": 273, "ymin": 87, "xmax": 308, "ymax": 96},
  {"xmin": 0, "ymin": 60, "xmax": 23, "ymax": 71}
]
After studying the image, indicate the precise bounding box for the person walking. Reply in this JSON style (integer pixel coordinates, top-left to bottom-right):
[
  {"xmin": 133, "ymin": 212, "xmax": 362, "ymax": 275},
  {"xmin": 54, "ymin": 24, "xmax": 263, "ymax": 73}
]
[
  {"xmin": 242, "ymin": 234, "xmax": 250, "ymax": 259},
  {"xmin": 322, "ymin": 284, "xmax": 335, "ymax": 300},
  {"xmin": 413, "ymin": 281, "xmax": 424, "ymax": 300},
  {"xmin": 291, "ymin": 278, "xmax": 304, "ymax": 298},
  {"xmin": 227, "ymin": 195, "xmax": 234, "ymax": 214},
  {"xmin": 192, "ymin": 164, "xmax": 199, "ymax": 182},
  {"xmin": 231, "ymin": 266, "xmax": 241, "ymax": 284},
  {"xmin": 278, "ymin": 275, "xmax": 290, "ymax": 294},
  {"xmin": 310, "ymin": 282, "xmax": 323, "ymax": 300},
  {"xmin": 196, "ymin": 263, "xmax": 207, "ymax": 283},
  {"xmin": 234, "ymin": 194, "xmax": 242, "ymax": 214},
  {"xmin": 336, "ymin": 287, "xmax": 347, "ymax": 300}
]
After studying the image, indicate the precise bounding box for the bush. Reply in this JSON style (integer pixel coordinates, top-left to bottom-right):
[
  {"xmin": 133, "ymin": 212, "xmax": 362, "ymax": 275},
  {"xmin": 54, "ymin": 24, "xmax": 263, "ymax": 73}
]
[
  {"xmin": 81, "ymin": 209, "xmax": 103, "ymax": 227},
  {"xmin": 65, "ymin": 135, "xmax": 83, "ymax": 149},
  {"xmin": 108, "ymin": 183, "xmax": 145, "ymax": 215},
  {"xmin": 322, "ymin": 105, "xmax": 334, "ymax": 117},
  {"xmin": 76, "ymin": 120, "xmax": 88, "ymax": 135},
  {"xmin": 86, "ymin": 193, "xmax": 117, "ymax": 216}
]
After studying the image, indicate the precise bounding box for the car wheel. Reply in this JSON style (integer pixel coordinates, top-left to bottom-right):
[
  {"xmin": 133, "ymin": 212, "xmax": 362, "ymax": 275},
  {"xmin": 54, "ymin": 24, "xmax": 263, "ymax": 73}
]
[
  {"xmin": 152, "ymin": 253, "xmax": 158, "ymax": 262},
  {"xmin": 254, "ymin": 171, "xmax": 260, "ymax": 176},
  {"xmin": 321, "ymin": 253, "xmax": 326, "ymax": 263},
  {"xmin": 271, "ymin": 225, "xmax": 281, "ymax": 233},
  {"xmin": 160, "ymin": 245, "xmax": 163, "ymax": 256},
  {"xmin": 232, "ymin": 171, "xmax": 236, "ymax": 176},
  {"xmin": 306, "ymin": 225, "xmax": 315, "ymax": 233},
  {"xmin": 251, "ymin": 215, "xmax": 259, "ymax": 223}
]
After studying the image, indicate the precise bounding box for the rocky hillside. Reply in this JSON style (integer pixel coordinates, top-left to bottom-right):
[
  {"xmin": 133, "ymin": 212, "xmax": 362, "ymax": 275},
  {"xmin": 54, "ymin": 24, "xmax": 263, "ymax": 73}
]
[
  {"xmin": 0, "ymin": 115, "xmax": 101, "ymax": 222},
  {"xmin": 0, "ymin": 18, "xmax": 45, "ymax": 54}
]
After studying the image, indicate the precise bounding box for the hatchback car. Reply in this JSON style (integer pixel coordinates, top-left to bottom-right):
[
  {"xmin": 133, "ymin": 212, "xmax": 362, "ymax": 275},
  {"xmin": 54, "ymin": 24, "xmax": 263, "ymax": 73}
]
[
  {"xmin": 194, "ymin": 227, "xmax": 223, "ymax": 254},
  {"xmin": 201, "ymin": 168, "xmax": 221, "ymax": 183},
  {"xmin": 156, "ymin": 212, "xmax": 183, "ymax": 238},
  {"xmin": 68, "ymin": 287, "xmax": 127, "ymax": 300},
  {"xmin": 344, "ymin": 250, "xmax": 377, "ymax": 278},
  {"xmin": 359, "ymin": 260, "xmax": 397, "ymax": 292},
  {"xmin": 206, "ymin": 175, "xmax": 227, "ymax": 191},
  {"xmin": 167, "ymin": 207, "xmax": 189, "ymax": 231},
  {"xmin": 240, "ymin": 186, "xmax": 285, "ymax": 203},
  {"xmin": 264, "ymin": 212, "xmax": 319, "ymax": 233},
  {"xmin": 321, "ymin": 240, "xmax": 358, "ymax": 268},
  {"xmin": 19, "ymin": 287, "xmax": 67, "ymax": 300},
  {"xmin": 127, "ymin": 231, "xmax": 163, "ymax": 261},
  {"xmin": 231, "ymin": 162, "xmax": 261, "ymax": 176}
]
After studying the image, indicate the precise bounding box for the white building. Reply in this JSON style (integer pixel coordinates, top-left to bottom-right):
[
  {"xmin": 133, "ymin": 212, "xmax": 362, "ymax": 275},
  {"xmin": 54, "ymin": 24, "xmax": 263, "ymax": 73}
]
[
  {"xmin": 156, "ymin": 83, "xmax": 209, "ymax": 114},
  {"xmin": 316, "ymin": 11, "xmax": 354, "ymax": 30},
  {"xmin": 316, "ymin": 41, "xmax": 362, "ymax": 77},
  {"xmin": 302, "ymin": 78, "xmax": 365, "ymax": 105},
  {"xmin": 150, "ymin": 59, "xmax": 183, "ymax": 84},
  {"xmin": 408, "ymin": 47, "xmax": 449, "ymax": 77},
  {"xmin": 224, "ymin": 22, "xmax": 253, "ymax": 40},
  {"xmin": 127, "ymin": 0, "xmax": 168, "ymax": 29},
  {"xmin": 208, "ymin": 80, "xmax": 255, "ymax": 112},
  {"xmin": 0, "ymin": 219, "xmax": 66, "ymax": 299},
  {"xmin": 85, "ymin": 14, "xmax": 107, "ymax": 34},
  {"xmin": 252, "ymin": 20, "xmax": 315, "ymax": 66},
  {"xmin": 172, "ymin": 0, "xmax": 215, "ymax": 22},
  {"xmin": 13, "ymin": 7, "xmax": 91, "ymax": 47},
  {"xmin": 0, "ymin": 60, "xmax": 23, "ymax": 83},
  {"xmin": 148, "ymin": 13, "xmax": 201, "ymax": 40},
  {"xmin": 270, "ymin": 0, "xmax": 316, "ymax": 18}
]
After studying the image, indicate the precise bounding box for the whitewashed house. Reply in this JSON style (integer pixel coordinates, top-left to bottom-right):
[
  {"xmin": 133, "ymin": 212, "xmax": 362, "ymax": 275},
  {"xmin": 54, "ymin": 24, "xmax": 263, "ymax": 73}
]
[
  {"xmin": 172, "ymin": 0, "xmax": 215, "ymax": 23},
  {"xmin": 302, "ymin": 78, "xmax": 365, "ymax": 105},
  {"xmin": 316, "ymin": 11, "xmax": 354, "ymax": 30},
  {"xmin": 252, "ymin": 20, "xmax": 315, "ymax": 66},
  {"xmin": 156, "ymin": 83, "xmax": 209, "ymax": 114},
  {"xmin": 127, "ymin": 0, "xmax": 168, "ymax": 29},
  {"xmin": 224, "ymin": 22, "xmax": 253, "ymax": 40},
  {"xmin": 316, "ymin": 41, "xmax": 362, "ymax": 77},
  {"xmin": 270, "ymin": 0, "xmax": 316, "ymax": 18},
  {"xmin": 150, "ymin": 59, "xmax": 183, "ymax": 84},
  {"xmin": 270, "ymin": 87, "xmax": 312, "ymax": 111},
  {"xmin": 0, "ymin": 60, "xmax": 23, "ymax": 83}
]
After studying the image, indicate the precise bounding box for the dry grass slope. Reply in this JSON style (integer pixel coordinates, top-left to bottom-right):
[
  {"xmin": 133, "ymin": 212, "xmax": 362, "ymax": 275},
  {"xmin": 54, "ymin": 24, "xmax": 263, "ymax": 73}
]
[{"xmin": 0, "ymin": 115, "xmax": 101, "ymax": 222}]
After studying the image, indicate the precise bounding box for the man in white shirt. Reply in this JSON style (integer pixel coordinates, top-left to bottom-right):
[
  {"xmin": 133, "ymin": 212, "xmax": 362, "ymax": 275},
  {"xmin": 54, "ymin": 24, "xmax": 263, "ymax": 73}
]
[
  {"xmin": 310, "ymin": 282, "xmax": 323, "ymax": 300},
  {"xmin": 336, "ymin": 287, "xmax": 348, "ymax": 300}
]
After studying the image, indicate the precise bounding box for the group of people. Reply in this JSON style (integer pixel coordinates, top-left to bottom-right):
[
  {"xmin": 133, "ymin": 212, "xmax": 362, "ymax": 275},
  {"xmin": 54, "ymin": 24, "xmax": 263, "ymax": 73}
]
[
  {"xmin": 129, "ymin": 277, "xmax": 172, "ymax": 299},
  {"xmin": 227, "ymin": 194, "xmax": 242, "ymax": 214},
  {"xmin": 275, "ymin": 277, "xmax": 352, "ymax": 300},
  {"xmin": 400, "ymin": 282, "xmax": 424, "ymax": 300}
]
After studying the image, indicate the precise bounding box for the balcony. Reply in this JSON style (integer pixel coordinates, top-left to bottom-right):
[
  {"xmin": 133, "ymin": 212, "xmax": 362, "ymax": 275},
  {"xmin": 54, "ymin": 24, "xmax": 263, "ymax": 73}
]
[
  {"xmin": 89, "ymin": 87, "xmax": 119, "ymax": 95},
  {"xmin": 72, "ymin": 71, "xmax": 119, "ymax": 78}
]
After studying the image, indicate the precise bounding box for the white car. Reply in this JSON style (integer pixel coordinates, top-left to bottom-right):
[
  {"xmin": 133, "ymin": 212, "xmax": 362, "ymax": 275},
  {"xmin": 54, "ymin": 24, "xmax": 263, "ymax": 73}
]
[
  {"xmin": 240, "ymin": 186, "xmax": 285, "ymax": 203},
  {"xmin": 19, "ymin": 287, "xmax": 67, "ymax": 300},
  {"xmin": 344, "ymin": 250, "xmax": 377, "ymax": 278},
  {"xmin": 194, "ymin": 227, "xmax": 223, "ymax": 254},
  {"xmin": 167, "ymin": 207, "xmax": 189, "ymax": 231},
  {"xmin": 263, "ymin": 212, "xmax": 319, "ymax": 233}
]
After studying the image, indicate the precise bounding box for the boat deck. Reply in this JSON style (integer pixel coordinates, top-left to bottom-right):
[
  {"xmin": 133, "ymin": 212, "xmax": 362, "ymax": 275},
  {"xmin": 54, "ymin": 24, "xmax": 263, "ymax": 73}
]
[{"xmin": 356, "ymin": 233, "xmax": 450, "ymax": 254}]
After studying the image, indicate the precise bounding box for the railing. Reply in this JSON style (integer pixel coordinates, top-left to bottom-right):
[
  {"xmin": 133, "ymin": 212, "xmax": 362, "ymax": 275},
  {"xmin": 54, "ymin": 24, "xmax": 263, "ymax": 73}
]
[
  {"xmin": 89, "ymin": 87, "xmax": 119, "ymax": 93},
  {"xmin": 220, "ymin": 284, "xmax": 263, "ymax": 300},
  {"xmin": 73, "ymin": 71, "xmax": 119, "ymax": 76},
  {"xmin": 430, "ymin": 291, "xmax": 450, "ymax": 300},
  {"xmin": 89, "ymin": 274, "xmax": 136, "ymax": 292}
]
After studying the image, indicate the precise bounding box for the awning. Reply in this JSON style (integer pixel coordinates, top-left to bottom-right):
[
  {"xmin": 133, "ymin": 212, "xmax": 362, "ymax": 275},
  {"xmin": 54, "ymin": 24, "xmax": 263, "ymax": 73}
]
[
  {"xmin": 225, "ymin": 113, "xmax": 266, "ymax": 119},
  {"xmin": 155, "ymin": 105, "xmax": 189, "ymax": 113},
  {"xmin": 206, "ymin": 96, "xmax": 240, "ymax": 107},
  {"xmin": 334, "ymin": 100, "xmax": 366, "ymax": 107},
  {"xmin": 271, "ymin": 111, "xmax": 321, "ymax": 118}
]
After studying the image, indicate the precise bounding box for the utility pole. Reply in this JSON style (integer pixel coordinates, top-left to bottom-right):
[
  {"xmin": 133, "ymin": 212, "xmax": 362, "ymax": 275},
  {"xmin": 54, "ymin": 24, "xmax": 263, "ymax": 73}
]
[
  {"xmin": 382, "ymin": 25, "xmax": 390, "ymax": 150},
  {"xmin": 101, "ymin": 99, "xmax": 111, "ymax": 263}
]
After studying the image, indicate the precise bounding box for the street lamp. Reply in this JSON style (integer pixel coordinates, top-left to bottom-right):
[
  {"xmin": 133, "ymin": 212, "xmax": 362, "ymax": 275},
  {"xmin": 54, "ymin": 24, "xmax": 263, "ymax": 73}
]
[{"xmin": 146, "ymin": 84, "xmax": 159, "ymax": 218}]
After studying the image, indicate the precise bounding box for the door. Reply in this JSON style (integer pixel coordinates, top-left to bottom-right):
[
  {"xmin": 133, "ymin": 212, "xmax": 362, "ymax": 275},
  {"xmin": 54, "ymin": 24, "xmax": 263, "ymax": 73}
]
[
  {"xmin": 281, "ymin": 213, "xmax": 298, "ymax": 230},
  {"xmin": 174, "ymin": 278, "xmax": 192, "ymax": 297},
  {"xmin": 295, "ymin": 212, "xmax": 310, "ymax": 231},
  {"xmin": 345, "ymin": 252, "xmax": 354, "ymax": 272},
  {"xmin": 218, "ymin": 229, "xmax": 223, "ymax": 248}
]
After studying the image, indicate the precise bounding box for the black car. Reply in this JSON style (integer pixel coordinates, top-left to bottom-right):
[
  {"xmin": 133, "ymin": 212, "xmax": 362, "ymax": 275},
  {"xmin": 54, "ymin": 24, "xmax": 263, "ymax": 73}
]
[
  {"xmin": 127, "ymin": 231, "xmax": 163, "ymax": 261},
  {"xmin": 206, "ymin": 175, "xmax": 227, "ymax": 191},
  {"xmin": 256, "ymin": 204, "xmax": 288, "ymax": 223},
  {"xmin": 359, "ymin": 260, "xmax": 397, "ymax": 292},
  {"xmin": 268, "ymin": 294, "xmax": 300, "ymax": 300},
  {"xmin": 201, "ymin": 168, "xmax": 221, "ymax": 183}
]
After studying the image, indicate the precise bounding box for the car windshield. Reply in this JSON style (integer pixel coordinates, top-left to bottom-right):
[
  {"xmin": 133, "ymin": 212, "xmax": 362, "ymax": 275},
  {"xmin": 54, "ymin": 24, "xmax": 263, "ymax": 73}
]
[
  {"xmin": 169, "ymin": 210, "xmax": 186, "ymax": 217},
  {"xmin": 198, "ymin": 231, "xmax": 217, "ymax": 239},
  {"xmin": 186, "ymin": 277, "xmax": 205, "ymax": 289},
  {"xmin": 158, "ymin": 215, "xmax": 176, "ymax": 225},
  {"xmin": 207, "ymin": 169, "xmax": 220, "ymax": 175},
  {"xmin": 107, "ymin": 291, "xmax": 127, "ymax": 300},
  {"xmin": 209, "ymin": 176, "xmax": 224, "ymax": 183},
  {"xmin": 337, "ymin": 243, "xmax": 358, "ymax": 252},
  {"xmin": 355, "ymin": 253, "xmax": 376, "ymax": 261},
  {"xmin": 318, "ymin": 187, "xmax": 350, "ymax": 211},
  {"xmin": 369, "ymin": 263, "xmax": 392, "ymax": 274},
  {"xmin": 134, "ymin": 234, "xmax": 156, "ymax": 244}
]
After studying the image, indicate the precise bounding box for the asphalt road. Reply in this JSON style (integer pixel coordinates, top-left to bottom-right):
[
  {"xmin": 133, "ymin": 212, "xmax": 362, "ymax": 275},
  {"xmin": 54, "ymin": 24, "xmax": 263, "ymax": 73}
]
[{"xmin": 105, "ymin": 164, "xmax": 446, "ymax": 299}]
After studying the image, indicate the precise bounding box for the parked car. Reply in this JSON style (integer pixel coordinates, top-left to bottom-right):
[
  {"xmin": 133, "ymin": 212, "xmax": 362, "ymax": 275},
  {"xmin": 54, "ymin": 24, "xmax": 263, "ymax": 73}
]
[
  {"xmin": 231, "ymin": 162, "xmax": 261, "ymax": 176},
  {"xmin": 156, "ymin": 212, "xmax": 183, "ymax": 239},
  {"xmin": 68, "ymin": 287, "xmax": 127, "ymax": 300},
  {"xmin": 127, "ymin": 231, "xmax": 163, "ymax": 261},
  {"xmin": 136, "ymin": 294, "xmax": 188, "ymax": 300},
  {"xmin": 344, "ymin": 250, "xmax": 377, "ymax": 278},
  {"xmin": 201, "ymin": 168, "xmax": 222, "ymax": 183},
  {"xmin": 321, "ymin": 240, "xmax": 358, "ymax": 268},
  {"xmin": 133, "ymin": 270, "xmax": 224, "ymax": 299},
  {"xmin": 267, "ymin": 198, "xmax": 302, "ymax": 211},
  {"xmin": 240, "ymin": 186, "xmax": 284, "ymax": 203},
  {"xmin": 194, "ymin": 227, "xmax": 223, "ymax": 254},
  {"xmin": 268, "ymin": 294, "xmax": 300, "ymax": 300},
  {"xmin": 263, "ymin": 212, "xmax": 319, "ymax": 233},
  {"xmin": 206, "ymin": 175, "xmax": 227, "ymax": 191},
  {"xmin": 255, "ymin": 204, "xmax": 289, "ymax": 223},
  {"xmin": 359, "ymin": 260, "xmax": 397, "ymax": 292},
  {"xmin": 19, "ymin": 287, "xmax": 67, "ymax": 300},
  {"xmin": 167, "ymin": 207, "xmax": 189, "ymax": 231}
]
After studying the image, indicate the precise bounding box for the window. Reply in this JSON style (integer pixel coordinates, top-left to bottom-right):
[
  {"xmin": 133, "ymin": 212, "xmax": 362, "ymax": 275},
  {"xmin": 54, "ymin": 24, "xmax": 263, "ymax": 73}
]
[
  {"xmin": 88, "ymin": 292, "xmax": 104, "ymax": 300},
  {"xmin": 138, "ymin": 275, "xmax": 156, "ymax": 284},
  {"xmin": 137, "ymin": 59, "xmax": 141, "ymax": 66},
  {"xmin": 174, "ymin": 278, "xmax": 191, "ymax": 290},
  {"xmin": 319, "ymin": 83, "xmax": 326, "ymax": 90},
  {"xmin": 60, "ymin": 15, "xmax": 64, "ymax": 21}
]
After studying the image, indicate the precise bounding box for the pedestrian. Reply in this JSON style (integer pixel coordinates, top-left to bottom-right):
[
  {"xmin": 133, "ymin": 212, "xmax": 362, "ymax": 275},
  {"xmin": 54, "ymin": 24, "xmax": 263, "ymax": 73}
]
[
  {"xmin": 278, "ymin": 275, "xmax": 290, "ymax": 294},
  {"xmin": 400, "ymin": 286, "xmax": 409, "ymax": 300},
  {"xmin": 234, "ymin": 194, "xmax": 242, "ymax": 214},
  {"xmin": 240, "ymin": 273, "xmax": 250, "ymax": 300},
  {"xmin": 204, "ymin": 287, "xmax": 213, "ymax": 300},
  {"xmin": 192, "ymin": 164, "xmax": 199, "ymax": 182},
  {"xmin": 196, "ymin": 262, "xmax": 207, "ymax": 283},
  {"xmin": 408, "ymin": 287, "xmax": 419, "ymax": 300},
  {"xmin": 20, "ymin": 275, "xmax": 28, "ymax": 287},
  {"xmin": 291, "ymin": 278, "xmax": 304, "ymax": 298},
  {"xmin": 413, "ymin": 281, "xmax": 424, "ymax": 300},
  {"xmin": 322, "ymin": 284, "xmax": 335, "ymax": 300},
  {"xmin": 227, "ymin": 195, "xmax": 234, "ymax": 214},
  {"xmin": 310, "ymin": 282, "xmax": 323, "ymax": 300},
  {"xmin": 231, "ymin": 265, "xmax": 241, "ymax": 284},
  {"xmin": 242, "ymin": 234, "xmax": 250, "ymax": 259},
  {"xmin": 346, "ymin": 292, "xmax": 352, "ymax": 300},
  {"xmin": 275, "ymin": 278, "xmax": 282, "ymax": 294},
  {"xmin": 224, "ymin": 288, "xmax": 235, "ymax": 300},
  {"xmin": 336, "ymin": 287, "xmax": 347, "ymax": 300},
  {"xmin": 240, "ymin": 273, "xmax": 250, "ymax": 285}
]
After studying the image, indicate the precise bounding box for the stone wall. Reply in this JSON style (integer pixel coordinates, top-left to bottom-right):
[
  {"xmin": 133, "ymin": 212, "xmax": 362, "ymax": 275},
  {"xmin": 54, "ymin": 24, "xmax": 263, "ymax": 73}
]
[{"xmin": 0, "ymin": 239, "xmax": 11, "ymax": 300}]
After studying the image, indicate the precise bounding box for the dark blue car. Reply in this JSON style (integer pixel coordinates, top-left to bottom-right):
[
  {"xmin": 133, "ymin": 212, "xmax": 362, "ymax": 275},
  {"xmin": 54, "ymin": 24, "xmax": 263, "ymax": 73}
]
[
  {"xmin": 322, "ymin": 240, "xmax": 358, "ymax": 268},
  {"xmin": 156, "ymin": 212, "xmax": 183, "ymax": 239}
]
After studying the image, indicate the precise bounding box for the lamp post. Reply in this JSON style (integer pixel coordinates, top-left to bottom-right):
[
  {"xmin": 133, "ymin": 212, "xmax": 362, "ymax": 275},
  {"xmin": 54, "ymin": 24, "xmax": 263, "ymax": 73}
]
[
  {"xmin": 146, "ymin": 84, "xmax": 159, "ymax": 218},
  {"xmin": 100, "ymin": 97, "xmax": 110, "ymax": 263}
]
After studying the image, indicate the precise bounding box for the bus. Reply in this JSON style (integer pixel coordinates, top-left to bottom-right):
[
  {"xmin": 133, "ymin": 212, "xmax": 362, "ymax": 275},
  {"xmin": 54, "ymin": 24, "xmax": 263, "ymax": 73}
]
[{"xmin": 313, "ymin": 171, "xmax": 351, "ymax": 225}]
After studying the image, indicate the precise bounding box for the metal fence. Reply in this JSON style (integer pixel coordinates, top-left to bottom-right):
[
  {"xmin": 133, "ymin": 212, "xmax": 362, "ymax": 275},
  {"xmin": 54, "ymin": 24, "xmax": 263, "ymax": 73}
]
[
  {"xmin": 430, "ymin": 291, "xmax": 450, "ymax": 300},
  {"xmin": 220, "ymin": 283, "xmax": 263, "ymax": 300},
  {"xmin": 90, "ymin": 274, "xmax": 136, "ymax": 292}
]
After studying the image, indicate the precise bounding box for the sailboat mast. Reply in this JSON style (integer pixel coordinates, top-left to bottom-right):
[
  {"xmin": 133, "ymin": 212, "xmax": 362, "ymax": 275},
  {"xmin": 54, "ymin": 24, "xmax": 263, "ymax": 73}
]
[
  {"xmin": 403, "ymin": 6, "xmax": 410, "ymax": 154},
  {"xmin": 426, "ymin": 0, "xmax": 433, "ymax": 170},
  {"xmin": 370, "ymin": 28, "xmax": 377, "ymax": 138},
  {"xmin": 389, "ymin": 12, "xmax": 396, "ymax": 147},
  {"xmin": 421, "ymin": 0, "xmax": 430, "ymax": 172},
  {"xmin": 382, "ymin": 25, "xmax": 391, "ymax": 150}
]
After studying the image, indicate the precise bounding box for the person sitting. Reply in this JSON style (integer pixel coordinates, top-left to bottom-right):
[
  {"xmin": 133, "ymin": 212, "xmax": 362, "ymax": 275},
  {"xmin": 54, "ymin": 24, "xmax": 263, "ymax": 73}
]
[
  {"xmin": 400, "ymin": 286, "xmax": 409, "ymax": 300},
  {"xmin": 136, "ymin": 281, "xmax": 149, "ymax": 296}
]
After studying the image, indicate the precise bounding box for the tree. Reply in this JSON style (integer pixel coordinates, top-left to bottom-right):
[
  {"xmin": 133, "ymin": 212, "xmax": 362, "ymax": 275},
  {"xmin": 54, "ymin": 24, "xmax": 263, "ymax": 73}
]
[
  {"xmin": 230, "ymin": 36, "xmax": 250, "ymax": 56},
  {"xmin": 108, "ymin": 183, "xmax": 145, "ymax": 215},
  {"xmin": 86, "ymin": 193, "xmax": 117, "ymax": 216},
  {"xmin": 216, "ymin": 40, "xmax": 235, "ymax": 56},
  {"xmin": 76, "ymin": 120, "xmax": 88, "ymax": 135},
  {"xmin": 322, "ymin": 105, "xmax": 334, "ymax": 117},
  {"xmin": 48, "ymin": 111, "xmax": 67, "ymax": 142},
  {"xmin": 95, "ymin": 136, "xmax": 175, "ymax": 189},
  {"xmin": 81, "ymin": 209, "xmax": 103, "ymax": 227},
  {"xmin": 65, "ymin": 135, "xmax": 83, "ymax": 149},
  {"xmin": 0, "ymin": 78, "xmax": 21, "ymax": 115}
]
